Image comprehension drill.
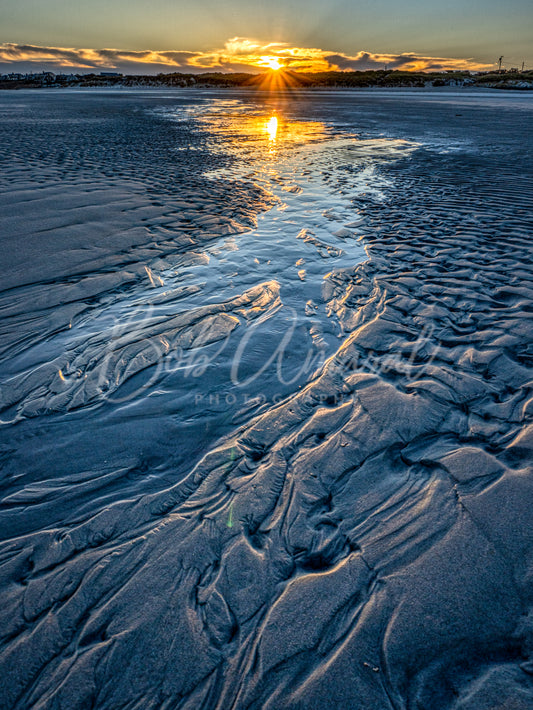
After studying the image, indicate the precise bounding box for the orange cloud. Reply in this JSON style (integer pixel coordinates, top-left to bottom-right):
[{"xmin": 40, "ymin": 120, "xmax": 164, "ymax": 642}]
[{"xmin": 0, "ymin": 38, "xmax": 493, "ymax": 74}]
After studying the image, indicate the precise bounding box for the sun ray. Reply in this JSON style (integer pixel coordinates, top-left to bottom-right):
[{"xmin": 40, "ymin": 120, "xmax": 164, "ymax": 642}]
[{"xmin": 247, "ymin": 67, "xmax": 308, "ymax": 93}]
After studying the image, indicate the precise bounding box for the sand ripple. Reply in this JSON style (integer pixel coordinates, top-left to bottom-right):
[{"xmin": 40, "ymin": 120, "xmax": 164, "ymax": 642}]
[{"xmin": 0, "ymin": 90, "xmax": 532, "ymax": 709}]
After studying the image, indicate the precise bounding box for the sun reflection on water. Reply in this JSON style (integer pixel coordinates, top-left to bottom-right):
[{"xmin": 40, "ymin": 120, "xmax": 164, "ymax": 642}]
[
  {"xmin": 193, "ymin": 105, "xmax": 349, "ymax": 172},
  {"xmin": 191, "ymin": 103, "xmax": 331, "ymax": 158},
  {"xmin": 244, "ymin": 112, "xmax": 330, "ymax": 158},
  {"xmin": 266, "ymin": 115, "xmax": 278, "ymax": 142}
]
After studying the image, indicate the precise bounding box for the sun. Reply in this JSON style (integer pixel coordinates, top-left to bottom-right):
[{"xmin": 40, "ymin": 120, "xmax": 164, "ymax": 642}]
[{"xmin": 259, "ymin": 56, "xmax": 283, "ymax": 71}]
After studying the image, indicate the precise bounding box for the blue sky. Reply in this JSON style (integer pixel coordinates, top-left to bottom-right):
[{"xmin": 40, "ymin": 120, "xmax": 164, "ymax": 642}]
[{"xmin": 1, "ymin": 0, "xmax": 531, "ymax": 73}]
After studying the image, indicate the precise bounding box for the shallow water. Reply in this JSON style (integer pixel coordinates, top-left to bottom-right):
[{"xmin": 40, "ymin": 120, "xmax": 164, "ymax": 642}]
[
  {"xmin": 0, "ymin": 88, "xmax": 532, "ymax": 709},
  {"xmin": 0, "ymin": 90, "xmax": 418, "ymax": 520}
]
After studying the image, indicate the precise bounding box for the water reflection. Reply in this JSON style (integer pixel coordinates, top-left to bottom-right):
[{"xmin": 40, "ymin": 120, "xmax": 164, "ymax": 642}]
[
  {"xmin": 252, "ymin": 112, "xmax": 330, "ymax": 151},
  {"xmin": 266, "ymin": 115, "xmax": 278, "ymax": 142},
  {"xmin": 192, "ymin": 104, "xmax": 332, "ymax": 158}
]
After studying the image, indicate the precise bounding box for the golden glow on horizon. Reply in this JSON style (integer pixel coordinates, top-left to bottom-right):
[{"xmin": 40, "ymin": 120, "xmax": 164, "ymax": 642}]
[
  {"xmin": 0, "ymin": 39, "xmax": 494, "ymax": 74},
  {"xmin": 253, "ymin": 66, "xmax": 303, "ymax": 91}
]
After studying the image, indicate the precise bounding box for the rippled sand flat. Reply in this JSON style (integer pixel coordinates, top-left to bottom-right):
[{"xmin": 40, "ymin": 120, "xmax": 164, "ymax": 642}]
[{"xmin": 0, "ymin": 88, "xmax": 532, "ymax": 709}]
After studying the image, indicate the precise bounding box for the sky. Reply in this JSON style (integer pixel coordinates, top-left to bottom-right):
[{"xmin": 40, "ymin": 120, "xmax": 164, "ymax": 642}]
[{"xmin": 1, "ymin": 0, "xmax": 531, "ymax": 74}]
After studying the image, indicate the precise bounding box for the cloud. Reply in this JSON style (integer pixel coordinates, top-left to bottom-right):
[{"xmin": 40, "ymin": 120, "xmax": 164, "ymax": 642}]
[
  {"xmin": 0, "ymin": 43, "xmax": 203, "ymax": 72},
  {"xmin": 0, "ymin": 39, "xmax": 493, "ymax": 74},
  {"xmin": 321, "ymin": 50, "xmax": 491, "ymax": 72}
]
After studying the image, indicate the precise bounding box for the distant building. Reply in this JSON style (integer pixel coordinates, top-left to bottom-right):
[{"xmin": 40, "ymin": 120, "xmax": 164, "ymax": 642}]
[{"xmin": 100, "ymin": 72, "xmax": 122, "ymax": 77}]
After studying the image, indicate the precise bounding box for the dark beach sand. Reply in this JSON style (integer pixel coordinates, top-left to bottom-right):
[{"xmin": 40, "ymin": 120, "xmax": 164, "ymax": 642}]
[{"xmin": 0, "ymin": 88, "xmax": 532, "ymax": 709}]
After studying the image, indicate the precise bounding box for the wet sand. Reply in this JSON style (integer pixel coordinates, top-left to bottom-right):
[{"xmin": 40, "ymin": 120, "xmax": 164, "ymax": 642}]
[{"xmin": 0, "ymin": 89, "xmax": 532, "ymax": 709}]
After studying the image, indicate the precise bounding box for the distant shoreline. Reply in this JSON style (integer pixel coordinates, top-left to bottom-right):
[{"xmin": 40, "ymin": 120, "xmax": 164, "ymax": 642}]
[{"xmin": 1, "ymin": 69, "xmax": 532, "ymax": 91}]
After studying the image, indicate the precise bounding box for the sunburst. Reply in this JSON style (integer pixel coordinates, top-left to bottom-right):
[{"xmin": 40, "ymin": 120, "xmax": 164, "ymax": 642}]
[{"xmin": 259, "ymin": 56, "xmax": 283, "ymax": 71}]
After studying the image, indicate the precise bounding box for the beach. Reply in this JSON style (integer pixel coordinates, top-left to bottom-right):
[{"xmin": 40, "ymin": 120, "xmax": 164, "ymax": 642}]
[{"xmin": 0, "ymin": 88, "xmax": 532, "ymax": 708}]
